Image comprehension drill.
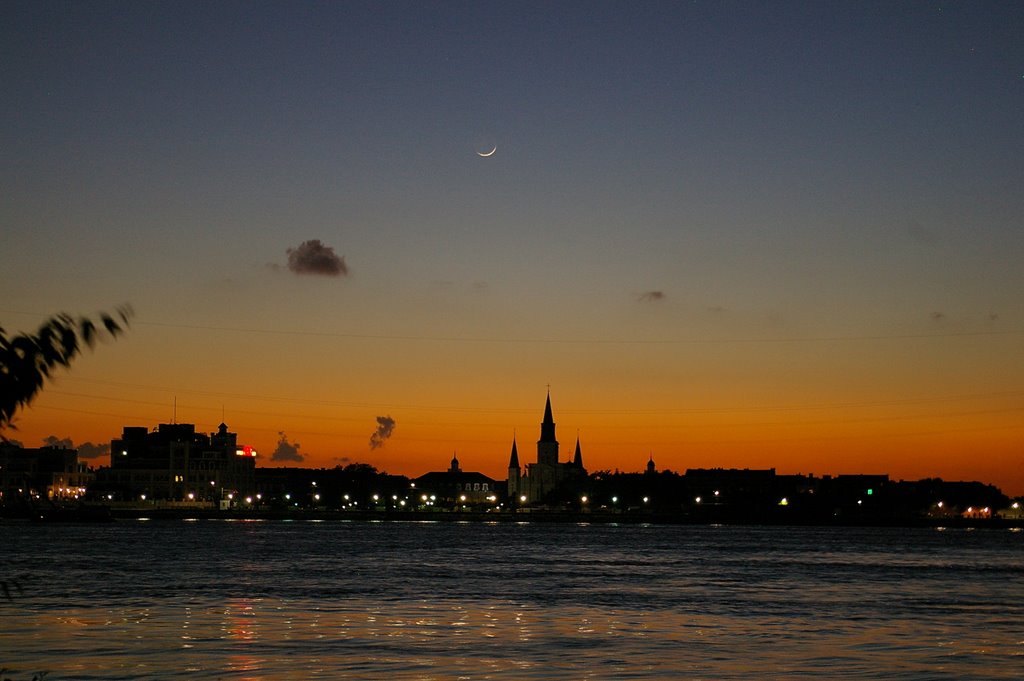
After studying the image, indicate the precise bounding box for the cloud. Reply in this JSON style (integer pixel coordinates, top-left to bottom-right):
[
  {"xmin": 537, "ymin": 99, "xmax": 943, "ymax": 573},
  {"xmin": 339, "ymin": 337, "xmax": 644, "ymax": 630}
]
[
  {"xmin": 930, "ymin": 311, "xmax": 945, "ymax": 321},
  {"xmin": 271, "ymin": 431, "xmax": 305, "ymax": 462},
  {"xmin": 76, "ymin": 441, "xmax": 110, "ymax": 459},
  {"xmin": 637, "ymin": 291, "xmax": 665, "ymax": 302},
  {"xmin": 286, "ymin": 240, "xmax": 348, "ymax": 277},
  {"xmin": 369, "ymin": 415, "xmax": 396, "ymax": 450},
  {"xmin": 905, "ymin": 219, "xmax": 938, "ymax": 246},
  {"xmin": 41, "ymin": 436, "xmax": 109, "ymax": 459}
]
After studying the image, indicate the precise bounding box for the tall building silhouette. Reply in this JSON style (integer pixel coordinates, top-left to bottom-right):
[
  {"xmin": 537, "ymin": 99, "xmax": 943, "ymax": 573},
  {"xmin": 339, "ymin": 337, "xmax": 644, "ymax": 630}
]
[
  {"xmin": 98, "ymin": 422, "xmax": 255, "ymax": 501},
  {"xmin": 510, "ymin": 392, "xmax": 587, "ymax": 504}
]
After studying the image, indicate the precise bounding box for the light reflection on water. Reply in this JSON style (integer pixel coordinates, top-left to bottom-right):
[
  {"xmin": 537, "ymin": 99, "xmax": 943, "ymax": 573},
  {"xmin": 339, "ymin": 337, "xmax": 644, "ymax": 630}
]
[{"xmin": 1, "ymin": 521, "xmax": 1022, "ymax": 679}]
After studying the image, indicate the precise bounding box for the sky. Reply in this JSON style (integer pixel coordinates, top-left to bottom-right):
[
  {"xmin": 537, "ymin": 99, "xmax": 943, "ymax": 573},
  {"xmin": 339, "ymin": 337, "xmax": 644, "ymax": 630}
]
[{"xmin": 2, "ymin": 1, "xmax": 1024, "ymax": 494}]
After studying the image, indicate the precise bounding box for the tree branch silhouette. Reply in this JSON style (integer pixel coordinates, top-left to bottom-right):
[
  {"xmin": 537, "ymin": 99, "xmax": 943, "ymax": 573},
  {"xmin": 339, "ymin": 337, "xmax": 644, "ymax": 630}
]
[{"xmin": 1, "ymin": 305, "xmax": 133, "ymax": 433}]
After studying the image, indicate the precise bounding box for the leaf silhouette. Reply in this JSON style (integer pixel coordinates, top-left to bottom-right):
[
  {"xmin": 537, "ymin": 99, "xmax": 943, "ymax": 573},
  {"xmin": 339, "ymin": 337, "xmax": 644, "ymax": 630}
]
[{"xmin": 0, "ymin": 307, "xmax": 133, "ymax": 432}]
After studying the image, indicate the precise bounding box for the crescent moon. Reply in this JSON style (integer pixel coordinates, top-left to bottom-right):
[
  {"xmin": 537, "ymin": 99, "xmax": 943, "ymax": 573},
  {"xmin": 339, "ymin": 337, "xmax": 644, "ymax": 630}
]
[{"xmin": 477, "ymin": 146, "xmax": 497, "ymax": 157}]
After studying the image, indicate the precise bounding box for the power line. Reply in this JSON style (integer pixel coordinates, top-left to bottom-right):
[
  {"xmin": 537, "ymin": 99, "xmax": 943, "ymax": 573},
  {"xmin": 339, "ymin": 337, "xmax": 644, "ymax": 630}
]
[
  {"xmin": 133, "ymin": 319, "xmax": 1023, "ymax": 345},
  {"xmin": 58, "ymin": 376, "xmax": 1024, "ymax": 416},
  {"xmin": 3, "ymin": 308, "xmax": 1019, "ymax": 346}
]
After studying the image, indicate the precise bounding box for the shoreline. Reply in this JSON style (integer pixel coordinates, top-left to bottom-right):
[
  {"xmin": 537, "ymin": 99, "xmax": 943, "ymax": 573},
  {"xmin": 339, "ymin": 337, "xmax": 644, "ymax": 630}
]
[{"xmin": 4, "ymin": 505, "xmax": 1022, "ymax": 529}]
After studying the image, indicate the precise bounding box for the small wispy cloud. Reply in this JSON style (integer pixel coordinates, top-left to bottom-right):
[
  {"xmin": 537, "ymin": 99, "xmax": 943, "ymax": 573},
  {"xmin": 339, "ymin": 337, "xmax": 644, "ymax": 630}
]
[
  {"xmin": 905, "ymin": 219, "xmax": 939, "ymax": 246},
  {"xmin": 369, "ymin": 415, "xmax": 396, "ymax": 450},
  {"xmin": 271, "ymin": 431, "xmax": 305, "ymax": 462},
  {"xmin": 637, "ymin": 291, "xmax": 665, "ymax": 303},
  {"xmin": 285, "ymin": 240, "xmax": 348, "ymax": 277},
  {"xmin": 930, "ymin": 311, "xmax": 945, "ymax": 321}
]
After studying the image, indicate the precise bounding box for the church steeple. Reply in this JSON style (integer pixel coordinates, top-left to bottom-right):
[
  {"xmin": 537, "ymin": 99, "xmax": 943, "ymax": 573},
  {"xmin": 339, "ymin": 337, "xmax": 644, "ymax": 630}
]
[
  {"xmin": 540, "ymin": 392, "xmax": 556, "ymax": 443},
  {"xmin": 537, "ymin": 391, "xmax": 559, "ymax": 465},
  {"xmin": 573, "ymin": 436, "xmax": 583, "ymax": 468},
  {"xmin": 507, "ymin": 435, "xmax": 522, "ymax": 500}
]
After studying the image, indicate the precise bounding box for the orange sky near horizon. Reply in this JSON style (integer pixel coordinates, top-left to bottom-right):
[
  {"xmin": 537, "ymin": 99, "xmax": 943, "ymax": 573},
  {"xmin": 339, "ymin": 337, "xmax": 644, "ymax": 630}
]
[{"xmin": 8, "ymin": 315, "xmax": 1024, "ymax": 497}]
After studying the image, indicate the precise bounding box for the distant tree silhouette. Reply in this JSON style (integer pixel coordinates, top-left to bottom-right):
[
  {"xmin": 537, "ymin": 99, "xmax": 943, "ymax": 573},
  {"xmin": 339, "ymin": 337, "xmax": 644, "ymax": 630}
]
[{"xmin": 0, "ymin": 306, "xmax": 132, "ymax": 433}]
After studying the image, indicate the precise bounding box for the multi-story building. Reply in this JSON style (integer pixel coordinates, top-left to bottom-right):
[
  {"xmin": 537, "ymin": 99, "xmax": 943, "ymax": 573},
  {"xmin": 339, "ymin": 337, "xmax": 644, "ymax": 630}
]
[
  {"xmin": 412, "ymin": 454, "xmax": 499, "ymax": 508},
  {"xmin": 0, "ymin": 443, "xmax": 93, "ymax": 503},
  {"xmin": 96, "ymin": 422, "xmax": 255, "ymax": 501}
]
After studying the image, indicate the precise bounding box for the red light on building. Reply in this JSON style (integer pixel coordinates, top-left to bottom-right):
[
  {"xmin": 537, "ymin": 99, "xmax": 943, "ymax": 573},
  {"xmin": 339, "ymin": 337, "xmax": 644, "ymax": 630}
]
[{"xmin": 236, "ymin": 445, "xmax": 257, "ymax": 457}]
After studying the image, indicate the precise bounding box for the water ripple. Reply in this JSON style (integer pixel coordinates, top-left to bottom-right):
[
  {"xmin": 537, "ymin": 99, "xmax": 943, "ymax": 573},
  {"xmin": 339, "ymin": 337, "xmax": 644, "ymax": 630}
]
[{"xmin": 1, "ymin": 521, "xmax": 1021, "ymax": 679}]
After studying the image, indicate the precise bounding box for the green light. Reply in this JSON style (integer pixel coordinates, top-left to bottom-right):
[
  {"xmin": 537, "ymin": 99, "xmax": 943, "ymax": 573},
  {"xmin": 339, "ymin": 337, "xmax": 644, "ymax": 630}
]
[{"xmin": 867, "ymin": 488, "xmax": 873, "ymax": 495}]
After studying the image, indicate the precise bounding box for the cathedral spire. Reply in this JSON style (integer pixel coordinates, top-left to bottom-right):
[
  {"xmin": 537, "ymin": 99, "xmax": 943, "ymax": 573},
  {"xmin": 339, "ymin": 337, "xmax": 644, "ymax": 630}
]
[
  {"xmin": 540, "ymin": 392, "xmax": 556, "ymax": 443},
  {"xmin": 508, "ymin": 436, "xmax": 520, "ymax": 470},
  {"xmin": 573, "ymin": 435, "xmax": 583, "ymax": 468},
  {"xmin": 537, "ymin": 391, "xmax": 559, "ymax": 465}
]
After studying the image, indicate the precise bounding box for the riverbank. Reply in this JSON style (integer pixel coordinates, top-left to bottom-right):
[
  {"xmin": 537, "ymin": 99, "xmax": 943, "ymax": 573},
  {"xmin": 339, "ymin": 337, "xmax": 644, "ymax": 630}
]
[{"xmin": 4, "ymin": 504, "xmax": 1022, "ymax": 528}]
